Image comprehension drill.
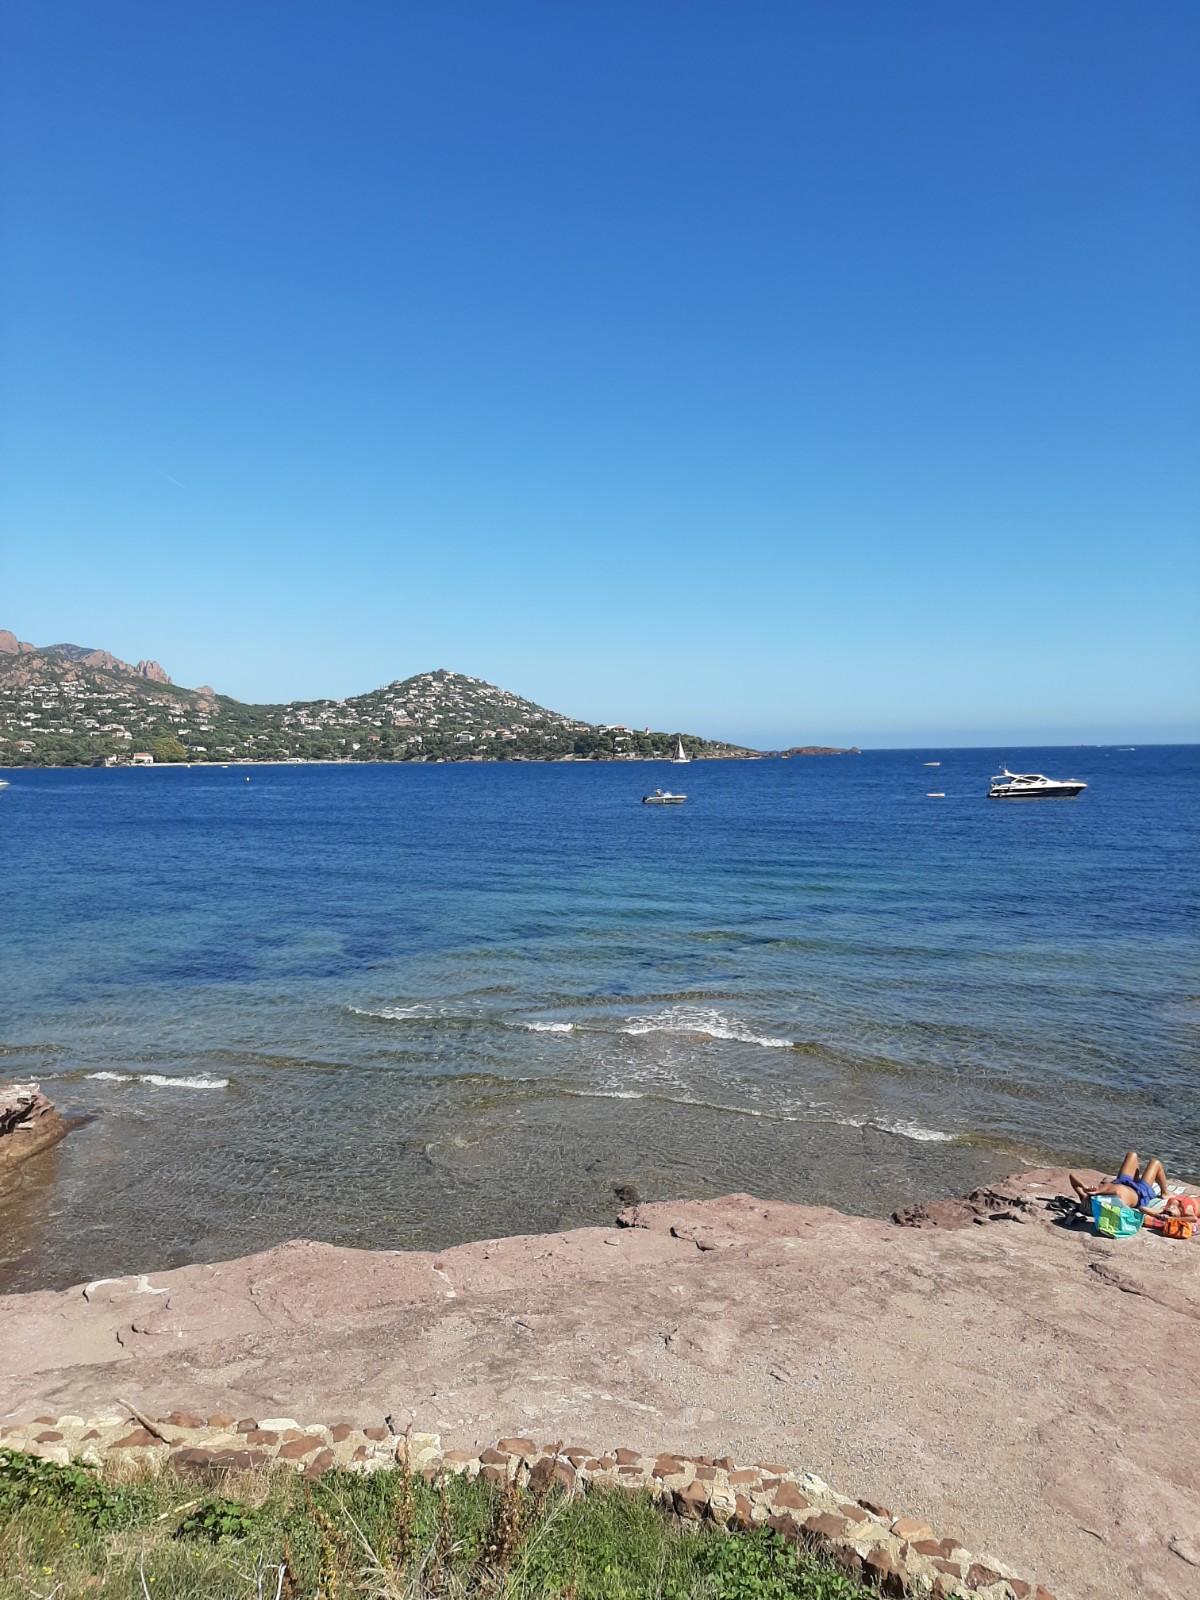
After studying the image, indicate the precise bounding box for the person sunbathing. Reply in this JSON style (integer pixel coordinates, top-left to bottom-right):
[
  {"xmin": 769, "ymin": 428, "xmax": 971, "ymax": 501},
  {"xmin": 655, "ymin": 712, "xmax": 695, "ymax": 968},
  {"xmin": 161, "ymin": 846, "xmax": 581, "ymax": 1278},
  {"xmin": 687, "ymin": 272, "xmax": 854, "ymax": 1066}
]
[{"xmin": 1070, "ymin": 1152, "xmax": 1168, "ymax": 1212}]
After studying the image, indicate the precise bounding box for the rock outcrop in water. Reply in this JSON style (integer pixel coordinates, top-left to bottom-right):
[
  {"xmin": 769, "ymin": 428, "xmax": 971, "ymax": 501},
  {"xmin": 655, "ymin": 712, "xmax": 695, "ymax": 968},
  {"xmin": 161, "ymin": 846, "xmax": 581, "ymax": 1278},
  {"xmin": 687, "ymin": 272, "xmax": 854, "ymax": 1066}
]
[
  {"xmin": 0, "ymin": 1083, "xmax": 68, "ymax": 1191},
  {"xmin": 0, "ymin": 1170, "xmax": 1196, "ymax": 1599}
]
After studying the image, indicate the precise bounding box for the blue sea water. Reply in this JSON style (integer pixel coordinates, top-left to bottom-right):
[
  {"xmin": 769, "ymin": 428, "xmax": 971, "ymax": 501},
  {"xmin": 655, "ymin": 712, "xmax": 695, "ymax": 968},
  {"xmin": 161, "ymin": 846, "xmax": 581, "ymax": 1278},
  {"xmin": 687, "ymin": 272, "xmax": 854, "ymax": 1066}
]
[{"xmin": 1, "ymin": 746, "xmax": 1196, "ymax": 1291}]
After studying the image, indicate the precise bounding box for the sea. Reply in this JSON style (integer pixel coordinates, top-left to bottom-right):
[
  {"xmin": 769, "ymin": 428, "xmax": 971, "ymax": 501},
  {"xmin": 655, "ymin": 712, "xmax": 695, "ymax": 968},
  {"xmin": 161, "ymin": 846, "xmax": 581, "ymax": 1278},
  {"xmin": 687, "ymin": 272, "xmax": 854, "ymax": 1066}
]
[{"xmin": 1, "ymin": 746, "xmax": 1196, "ymax": 1293}]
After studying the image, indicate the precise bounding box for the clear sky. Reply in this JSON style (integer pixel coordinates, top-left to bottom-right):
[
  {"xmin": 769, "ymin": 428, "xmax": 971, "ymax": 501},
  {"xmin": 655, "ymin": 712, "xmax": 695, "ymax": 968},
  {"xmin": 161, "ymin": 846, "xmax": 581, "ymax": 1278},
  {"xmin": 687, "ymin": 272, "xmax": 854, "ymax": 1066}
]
[{"xmin": 2, "ymin": 2, "xmax": 1197, "ymax": 747}]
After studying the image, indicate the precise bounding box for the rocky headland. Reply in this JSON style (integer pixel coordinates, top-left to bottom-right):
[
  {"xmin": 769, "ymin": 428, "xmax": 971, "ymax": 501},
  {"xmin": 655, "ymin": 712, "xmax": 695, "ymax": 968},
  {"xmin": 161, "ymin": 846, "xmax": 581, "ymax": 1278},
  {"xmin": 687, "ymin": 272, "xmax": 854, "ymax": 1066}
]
[{"xmin": 1, "ymin": 1171, "xmax": 1197, "ymax": 1600}]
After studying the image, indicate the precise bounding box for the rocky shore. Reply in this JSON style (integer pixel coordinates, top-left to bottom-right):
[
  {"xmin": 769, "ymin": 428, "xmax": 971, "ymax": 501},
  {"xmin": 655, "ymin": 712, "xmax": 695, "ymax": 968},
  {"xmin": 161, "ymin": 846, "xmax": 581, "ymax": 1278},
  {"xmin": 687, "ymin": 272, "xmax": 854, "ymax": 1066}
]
[
  {"xmin": 0, "ymin": 1082, "xmax": 68, "ymax": 1194},
  {"xmin": 1, "ymin": 1171, "xmax": 1197, "ymax": 1600}
]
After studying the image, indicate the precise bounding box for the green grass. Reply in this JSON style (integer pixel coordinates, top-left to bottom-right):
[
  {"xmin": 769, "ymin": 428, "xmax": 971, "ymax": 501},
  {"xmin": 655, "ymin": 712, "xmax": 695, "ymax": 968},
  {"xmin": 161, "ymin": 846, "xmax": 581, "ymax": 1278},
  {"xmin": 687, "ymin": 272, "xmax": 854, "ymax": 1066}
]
[{"xmin": 0, "ymin": 1448, "xmax": 872, "ymax": 1600}]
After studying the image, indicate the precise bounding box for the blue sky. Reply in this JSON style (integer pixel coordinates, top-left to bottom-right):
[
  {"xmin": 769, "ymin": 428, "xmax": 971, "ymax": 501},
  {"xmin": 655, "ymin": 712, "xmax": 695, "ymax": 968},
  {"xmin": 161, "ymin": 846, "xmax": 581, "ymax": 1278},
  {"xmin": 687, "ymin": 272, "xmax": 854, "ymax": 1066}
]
[{"xmin": 2, "ymin": 1, "xmax": 1197, "ymax": 747}]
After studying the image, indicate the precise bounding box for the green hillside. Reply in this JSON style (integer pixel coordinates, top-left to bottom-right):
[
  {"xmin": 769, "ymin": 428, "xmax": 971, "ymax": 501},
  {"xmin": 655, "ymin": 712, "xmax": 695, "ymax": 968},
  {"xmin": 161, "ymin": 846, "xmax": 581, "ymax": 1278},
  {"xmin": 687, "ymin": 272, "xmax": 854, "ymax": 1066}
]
[{"xmin": 0, "ymin": 637, "xmax": 753, "ymax": 766}]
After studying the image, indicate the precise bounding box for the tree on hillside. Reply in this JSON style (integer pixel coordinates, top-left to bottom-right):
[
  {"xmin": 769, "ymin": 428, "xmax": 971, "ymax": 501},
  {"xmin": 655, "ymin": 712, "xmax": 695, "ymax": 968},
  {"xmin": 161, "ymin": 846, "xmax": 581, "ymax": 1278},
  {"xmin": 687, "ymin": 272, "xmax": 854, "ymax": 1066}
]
[{"xmin": 150, "ymin": 735, "xmax": 188, "ymax": 763}]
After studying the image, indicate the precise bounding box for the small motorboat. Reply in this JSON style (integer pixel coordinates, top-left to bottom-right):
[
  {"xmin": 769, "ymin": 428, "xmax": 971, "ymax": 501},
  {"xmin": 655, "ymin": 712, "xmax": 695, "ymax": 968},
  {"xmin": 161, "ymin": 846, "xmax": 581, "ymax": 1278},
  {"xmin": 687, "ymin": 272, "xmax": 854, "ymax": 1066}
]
[
  {"xmin": 988, "ymin": 768, "xmax": 1087, "ymax": 799},
  {"xmin": 643, "ymin": 788, "xmax": 686, "ymax": 805},
  {"xmin": 923, "ymin": 761, "xmax": 941, "ymax": 767}
]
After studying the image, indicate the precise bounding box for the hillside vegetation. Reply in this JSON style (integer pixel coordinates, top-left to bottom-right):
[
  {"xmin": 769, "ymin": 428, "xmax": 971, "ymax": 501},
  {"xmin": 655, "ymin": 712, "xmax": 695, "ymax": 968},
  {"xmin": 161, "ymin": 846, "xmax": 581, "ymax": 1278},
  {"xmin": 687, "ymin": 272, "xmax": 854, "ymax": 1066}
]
[{"xmin": 0, "ymin": 632, "xmax": 752, "ymax": 766}]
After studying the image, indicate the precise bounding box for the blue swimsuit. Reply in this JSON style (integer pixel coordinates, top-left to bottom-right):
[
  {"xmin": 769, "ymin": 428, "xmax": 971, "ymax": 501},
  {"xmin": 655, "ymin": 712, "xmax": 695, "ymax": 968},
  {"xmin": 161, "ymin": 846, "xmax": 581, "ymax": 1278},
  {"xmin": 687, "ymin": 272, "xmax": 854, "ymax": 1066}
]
[{"xmin": 1113, "ymin": 1175, "xmax": 1156, "ymax": 1208}]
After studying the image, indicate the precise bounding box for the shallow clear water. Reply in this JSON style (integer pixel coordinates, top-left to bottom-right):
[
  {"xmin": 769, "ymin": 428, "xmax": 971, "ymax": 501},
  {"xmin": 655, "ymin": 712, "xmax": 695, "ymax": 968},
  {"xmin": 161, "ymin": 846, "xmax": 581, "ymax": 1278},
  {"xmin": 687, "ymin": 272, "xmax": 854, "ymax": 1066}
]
[{"xmin": 1, "ymin": 747, "xmax": 1196, "ymax": 1291}]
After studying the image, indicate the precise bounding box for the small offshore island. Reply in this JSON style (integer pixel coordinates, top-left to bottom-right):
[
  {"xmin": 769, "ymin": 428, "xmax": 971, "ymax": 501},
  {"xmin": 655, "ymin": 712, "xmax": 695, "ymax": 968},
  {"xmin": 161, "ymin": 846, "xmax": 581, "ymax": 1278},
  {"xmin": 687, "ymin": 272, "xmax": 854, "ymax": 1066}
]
[{"xmin": 0, "ymin": 629, "xmax": 857, "ymax": 769}]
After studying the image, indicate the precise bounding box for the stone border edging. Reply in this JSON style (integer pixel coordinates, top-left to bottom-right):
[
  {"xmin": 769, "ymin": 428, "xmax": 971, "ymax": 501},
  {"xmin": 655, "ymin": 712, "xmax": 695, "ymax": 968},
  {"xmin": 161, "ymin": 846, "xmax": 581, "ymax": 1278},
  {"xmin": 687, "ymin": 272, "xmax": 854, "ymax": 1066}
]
[{"xmin": 0, "ymin": 1412, "xmax": 1054, "ymax": 1600}]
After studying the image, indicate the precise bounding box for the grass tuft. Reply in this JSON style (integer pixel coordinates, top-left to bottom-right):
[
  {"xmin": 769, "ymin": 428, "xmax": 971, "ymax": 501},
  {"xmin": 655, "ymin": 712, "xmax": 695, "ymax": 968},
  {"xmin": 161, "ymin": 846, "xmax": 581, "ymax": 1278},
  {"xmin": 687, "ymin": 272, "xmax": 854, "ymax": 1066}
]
[{"xmin": 0, "ymin": 1450, "xmax": 872, "ymax": 1599}]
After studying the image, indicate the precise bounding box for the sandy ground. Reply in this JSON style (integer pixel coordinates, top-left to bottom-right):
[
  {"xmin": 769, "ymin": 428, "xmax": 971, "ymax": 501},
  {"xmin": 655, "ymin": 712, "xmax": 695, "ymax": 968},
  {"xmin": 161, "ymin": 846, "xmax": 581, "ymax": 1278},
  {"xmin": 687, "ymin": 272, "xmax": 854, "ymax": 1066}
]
[{"xmin": 1, "ymin": 1170, "xmax": 1198, "ymax": 1600}]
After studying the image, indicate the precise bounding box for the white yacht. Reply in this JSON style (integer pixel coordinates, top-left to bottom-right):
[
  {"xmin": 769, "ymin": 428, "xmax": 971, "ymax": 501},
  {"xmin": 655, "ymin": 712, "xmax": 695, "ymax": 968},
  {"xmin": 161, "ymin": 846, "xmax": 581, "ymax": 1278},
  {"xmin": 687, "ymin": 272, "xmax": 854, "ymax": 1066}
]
[
  {"xmin": 988, "ymin": 768, "xmax": 1087, "ymax": 800},
  {"xmin": 671, "ymin": 737, "xmax": 689, "ymax": 764},
  {"xmin": 643, "ymin": 788, "xmax": 686, "ymax": 805}
]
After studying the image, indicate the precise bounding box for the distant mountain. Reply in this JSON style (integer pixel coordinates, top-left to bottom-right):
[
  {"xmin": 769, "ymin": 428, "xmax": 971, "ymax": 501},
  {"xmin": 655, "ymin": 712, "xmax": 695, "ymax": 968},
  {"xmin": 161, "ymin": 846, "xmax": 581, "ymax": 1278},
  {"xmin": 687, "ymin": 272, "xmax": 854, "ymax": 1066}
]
[
  {"xmin": 0, "ymin": 634, "xmax": 756, "ymax": 767},
  {"xmin": 0, "ymin": 632, "xmax": 171, "ymax": 684}
]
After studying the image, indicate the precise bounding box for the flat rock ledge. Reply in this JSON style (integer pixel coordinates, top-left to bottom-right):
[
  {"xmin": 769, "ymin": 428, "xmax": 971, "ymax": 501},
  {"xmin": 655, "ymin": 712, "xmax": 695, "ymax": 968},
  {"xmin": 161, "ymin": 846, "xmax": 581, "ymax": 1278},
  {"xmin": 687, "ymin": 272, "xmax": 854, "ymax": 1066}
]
[{"xmin": 0, "ymin": 1413, "xmax": 1051, "ymax": 1600}]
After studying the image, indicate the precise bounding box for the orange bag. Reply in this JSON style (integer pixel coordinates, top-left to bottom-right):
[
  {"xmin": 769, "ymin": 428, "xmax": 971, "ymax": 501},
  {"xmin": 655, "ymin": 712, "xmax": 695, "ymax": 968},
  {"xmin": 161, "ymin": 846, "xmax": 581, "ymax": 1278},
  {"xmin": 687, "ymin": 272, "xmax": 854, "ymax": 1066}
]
[{"xmin": 1146, "ymin": 1214, "xmax": 1195, "ymax": 1240}]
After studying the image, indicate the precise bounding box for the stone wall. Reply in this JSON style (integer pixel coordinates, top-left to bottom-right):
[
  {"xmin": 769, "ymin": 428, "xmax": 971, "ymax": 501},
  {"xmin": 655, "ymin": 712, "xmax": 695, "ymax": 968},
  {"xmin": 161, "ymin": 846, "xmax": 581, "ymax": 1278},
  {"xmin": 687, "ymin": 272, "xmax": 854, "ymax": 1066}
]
[{"xmin": 0, "ymin": 1411, "xmax": 1055, "ymax": 1600}]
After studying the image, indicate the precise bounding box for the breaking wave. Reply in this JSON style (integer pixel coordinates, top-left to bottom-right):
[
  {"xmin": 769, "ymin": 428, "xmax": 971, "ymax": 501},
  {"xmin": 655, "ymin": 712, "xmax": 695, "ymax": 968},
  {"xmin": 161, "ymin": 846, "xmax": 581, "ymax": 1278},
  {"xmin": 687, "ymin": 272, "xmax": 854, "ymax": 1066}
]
[
  {"xmin": 556, "ymin": 1086, "xmax": 952, "ymax": 1144},
  {"xmin": 86, "ymin": 1071, "xmax": 229, "ymax": 1090},
  {"xmin": 348, "ymin": 1004, "xmax": 434, "ymax": 1021},
  {"xmin": 619, "ymin": 1005, "xmax": 793, "ymax": 1050},
  {"xmin": 519, "ymin": 1021, "xmax": 574, "ymax": 1033}
]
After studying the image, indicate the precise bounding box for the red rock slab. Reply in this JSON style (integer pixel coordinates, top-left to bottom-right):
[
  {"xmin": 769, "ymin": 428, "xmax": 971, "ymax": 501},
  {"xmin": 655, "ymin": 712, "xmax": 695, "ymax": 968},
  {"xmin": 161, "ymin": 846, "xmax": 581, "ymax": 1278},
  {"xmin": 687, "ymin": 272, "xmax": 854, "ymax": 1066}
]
[
  {"xmin": 674, "ymin": 1481, "xmax": 709, "ymax": 1516},
  {"xmin": 804, "ymin": 1513, "xmax": 851, "ymax": 1541},
  {"xmin": 278, "ymin": 1434, "xmax": 325, "ymax": 1460},
  {"xmin": 2, "ymin": 1172, "xmax": 1194, "ymax": 1600},
  {"xmin": 772, "ymin": 1483, "xmax": 810, "ymax": 1513},
  {"xmin": 892, "ymin": 1515, "xmax": 935, "ymax": 1541}
]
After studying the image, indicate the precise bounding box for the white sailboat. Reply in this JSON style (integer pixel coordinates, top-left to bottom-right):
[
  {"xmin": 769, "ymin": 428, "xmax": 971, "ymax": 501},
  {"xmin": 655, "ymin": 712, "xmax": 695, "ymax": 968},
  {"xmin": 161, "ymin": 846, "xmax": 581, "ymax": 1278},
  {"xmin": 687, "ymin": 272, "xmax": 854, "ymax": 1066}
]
[{"xmin": 672, "ymin": 737, "xmax": 689, "ymax": 764}]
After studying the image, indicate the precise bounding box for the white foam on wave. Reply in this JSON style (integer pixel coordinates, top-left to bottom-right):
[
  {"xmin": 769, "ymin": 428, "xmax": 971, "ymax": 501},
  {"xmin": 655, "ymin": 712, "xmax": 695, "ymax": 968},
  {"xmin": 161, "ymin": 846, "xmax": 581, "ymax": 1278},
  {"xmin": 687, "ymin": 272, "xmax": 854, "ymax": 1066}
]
[
  {"xmin": 872, "ymin": 1117, "xmax": 954, "ymax": 1143},
  {"xmin": 520, "ymin": 1021, "xmax": 575, "ymax": 1033},
  {"xmin": 349, "ymin": 1004, "xmax": 434, "ymax": 1021},
  {"xmin": 562, "ymin": 1087, "xmax": 645, "ymax": 1101},
  {"xmin": 619, "ymin": 1005, "xmax": 793, "ymax": 1050},
  {"xmin": 86, "ymin": 1071, "xmax": 229, "ymax": 1091},
  {"xmin": 831, "ymin": 1111, "xmax": 954, "ymax": 1143},
  {"xmin": 560, "ymin": 1086, "xmax": 952, "ymax": 1143}
]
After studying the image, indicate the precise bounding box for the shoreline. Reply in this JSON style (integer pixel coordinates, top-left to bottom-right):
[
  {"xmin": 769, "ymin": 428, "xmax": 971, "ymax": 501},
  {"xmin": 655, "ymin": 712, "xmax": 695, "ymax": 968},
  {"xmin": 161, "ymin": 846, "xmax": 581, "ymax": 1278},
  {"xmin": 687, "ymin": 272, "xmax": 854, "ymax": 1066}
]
[
  {"xmin": 2, "ymin": 1170, "xmax": 1197, "ymax": 1599},
  {"xmin": 0, "ymin": 752, "xmax": 771, "ymax": 771},
  {"xmin": 0, "ymin": 1092, "xmax": 1025, "ymax": 1296}
]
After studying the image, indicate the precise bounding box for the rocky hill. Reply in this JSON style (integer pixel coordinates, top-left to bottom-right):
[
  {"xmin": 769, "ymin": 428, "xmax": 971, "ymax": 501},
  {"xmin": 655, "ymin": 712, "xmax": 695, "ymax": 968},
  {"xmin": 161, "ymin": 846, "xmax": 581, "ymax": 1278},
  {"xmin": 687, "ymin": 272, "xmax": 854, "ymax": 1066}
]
[{"xmin": 0, "ymin": 633, "xmax": 754, "ymax": 766}]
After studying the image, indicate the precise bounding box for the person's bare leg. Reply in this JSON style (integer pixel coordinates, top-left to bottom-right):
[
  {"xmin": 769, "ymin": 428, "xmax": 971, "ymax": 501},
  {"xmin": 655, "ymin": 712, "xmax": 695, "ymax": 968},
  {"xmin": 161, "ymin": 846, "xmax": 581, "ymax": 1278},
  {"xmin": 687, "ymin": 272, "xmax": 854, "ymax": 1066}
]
[
  {"xmin": 1142, "ymin": 1157, "xmax": 1167, "ymax": 1193},
  {"xmin": 1117, "ymin": 1151, "xmax": 1139, "ymax": 1180}
]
